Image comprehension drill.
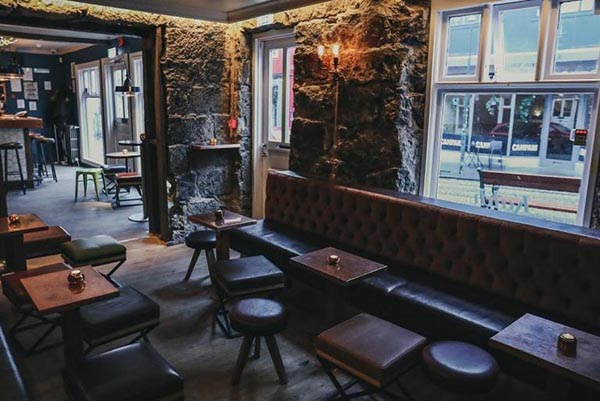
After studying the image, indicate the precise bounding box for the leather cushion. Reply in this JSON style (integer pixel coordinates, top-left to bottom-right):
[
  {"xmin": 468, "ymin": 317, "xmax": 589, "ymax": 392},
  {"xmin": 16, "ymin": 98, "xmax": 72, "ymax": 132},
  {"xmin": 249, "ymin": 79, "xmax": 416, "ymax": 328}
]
[
  {"xmin": 61, "ymin": 235, "xmax": 126, "ymax": 265},
  {"xmin": 0, "ymin": 142, "xmax": 23, "ymax": 150},
  {"xmin": 388, "ymin": 282, "xmax": 516, "ymax": 344},
  {"xmin": 101, "ymin": 164, "xmax": 127, "ymax": 175},
  {"xmin": 315, "ymin": 313, "xmax": 426, "ymax": 386},
  {"xmin": 63, "ymin": 343, "xmax": 183, "ymax": 401},
  {"xmin": 185, "ymin": 230, "xmax": 216, "ymax": 249},
  {"xmin": 229, "ymin": 298, "xmax": 288, "ymax": 336},
  {"xmin": 0, "ymin": 325, "xmax": 31, "ymax": 401},
  {"xmin": 422, "ymin": 341, "xmax": 500, "ymax": 393},
  {"xmin": 80, "ymin": 286, "xmax": 159, "ymax": 340},
  {"xmin": 1, "ymin": 263, "xmax": 71, "ymax": 308},
  {"xmin": 212, "ymin": 255, "xmax": 284, "ymax": 294}
]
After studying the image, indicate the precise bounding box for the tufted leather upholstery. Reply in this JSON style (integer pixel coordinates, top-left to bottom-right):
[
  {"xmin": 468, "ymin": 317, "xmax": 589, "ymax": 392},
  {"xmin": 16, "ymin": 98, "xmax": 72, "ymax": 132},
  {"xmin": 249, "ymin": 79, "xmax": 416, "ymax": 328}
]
[
  {"xmin": 0, "ymin": 325, "xmax": 31, "ymax": 401},
  {"xmin": 255, "ymin": 171, "xmax": 600, "ymax": 334}
]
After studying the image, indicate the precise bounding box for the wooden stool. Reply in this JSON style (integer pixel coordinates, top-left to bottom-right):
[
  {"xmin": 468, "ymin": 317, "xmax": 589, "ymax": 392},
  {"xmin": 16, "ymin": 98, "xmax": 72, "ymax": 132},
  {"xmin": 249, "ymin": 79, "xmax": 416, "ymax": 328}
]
[
  {"xmin": 75, "ymin": 168, "xmax": 105, "ymax": 201},
  {"xmin": 0, "ymin": 142, "xmax": 26, "ymax": 195},
  {"xmin": 229, "ymin": 298, "xmax": 288, "ymax": 385},
  {"xmin": 183, "ymin": 230, "xmax": 216, "ymax": 281}
]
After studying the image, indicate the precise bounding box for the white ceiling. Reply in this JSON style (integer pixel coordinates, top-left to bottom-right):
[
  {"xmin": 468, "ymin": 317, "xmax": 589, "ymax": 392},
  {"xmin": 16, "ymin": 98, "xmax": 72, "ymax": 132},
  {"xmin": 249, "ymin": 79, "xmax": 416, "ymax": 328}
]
[
  {"xmin": 77, "ymin": 0, "xmax": 328, "ymax": 22},
  {"xmin": 3, "ymin": 38, "xmax": 91, "ymax": 56}
]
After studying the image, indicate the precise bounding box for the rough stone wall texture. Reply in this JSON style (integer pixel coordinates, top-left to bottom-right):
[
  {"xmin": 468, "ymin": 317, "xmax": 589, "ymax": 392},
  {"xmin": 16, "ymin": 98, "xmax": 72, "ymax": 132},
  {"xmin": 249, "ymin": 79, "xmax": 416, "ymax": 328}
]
[{"xmin": 231, "ymin": 0, "xmax": 430, "ymax": 193}]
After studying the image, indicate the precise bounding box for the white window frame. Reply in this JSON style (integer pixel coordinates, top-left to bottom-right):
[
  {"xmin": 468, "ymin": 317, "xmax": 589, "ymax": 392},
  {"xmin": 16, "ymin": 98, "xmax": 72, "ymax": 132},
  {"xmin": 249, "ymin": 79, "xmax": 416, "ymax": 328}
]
[
  {"xmin": 74, "ymin": 60, "xmax": 105, "ymax": 166},
  {"xmin": 423, "ymin": 0, "xmax": 600, "ymax": 227}
]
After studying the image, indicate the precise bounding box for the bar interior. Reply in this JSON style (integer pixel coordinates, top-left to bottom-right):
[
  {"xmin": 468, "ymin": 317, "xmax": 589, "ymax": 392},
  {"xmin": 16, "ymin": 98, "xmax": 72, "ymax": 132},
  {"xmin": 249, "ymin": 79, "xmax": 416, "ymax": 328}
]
[{"xmin": 0, "ymin": 1, "xmax": 599, "ymax": 401}]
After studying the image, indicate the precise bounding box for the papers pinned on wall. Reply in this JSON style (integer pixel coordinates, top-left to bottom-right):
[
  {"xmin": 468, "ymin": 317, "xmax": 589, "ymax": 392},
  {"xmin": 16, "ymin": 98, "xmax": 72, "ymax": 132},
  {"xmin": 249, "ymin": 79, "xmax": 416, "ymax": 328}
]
[
  {"xmin": 23, "ymin": 82, "xmax": 39, "ymax": 100},
  {"xmin": 44, "ymin": 81, "xmax": 52, "ymax": 91},
  {"xmin": 16, "ymin": 99, "xmax": 25, "ymax": 109},
  {"xmin": 28, "ymin": 101, "xmax": 37, "ymax": 111},
  {"xmin": 10, "ymin": 79, "xmax": 22, "ymax": 93},
  {"xmin": 22, "ymin": 68, "xmax": 33, "ymax": 81}
]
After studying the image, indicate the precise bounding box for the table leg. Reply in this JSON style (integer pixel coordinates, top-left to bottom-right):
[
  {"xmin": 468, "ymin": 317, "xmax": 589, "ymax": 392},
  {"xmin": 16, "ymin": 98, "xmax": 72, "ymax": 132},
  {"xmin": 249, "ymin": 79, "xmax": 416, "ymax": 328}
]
[
  {"xmin": 216, "ymin": 231, "xmax": 230, "ymax": 261},
  {"xmin": 62, "ymin": 308, "xmax": 84, "ymax": 367},
  {"xmin": 4, "ymin": 234, "xmax": 27, "ymax": 271},
  {"xmin": 125, "ymin": 158, "xmax": 129, "ymax": 172}
]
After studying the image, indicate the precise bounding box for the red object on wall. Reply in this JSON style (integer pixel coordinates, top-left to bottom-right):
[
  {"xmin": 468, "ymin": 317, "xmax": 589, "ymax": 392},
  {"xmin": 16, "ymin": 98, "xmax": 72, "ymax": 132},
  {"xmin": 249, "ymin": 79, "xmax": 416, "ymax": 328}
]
[{"xmin": 228, "ymin": 117, "xmax": 238, "ymax": 129}]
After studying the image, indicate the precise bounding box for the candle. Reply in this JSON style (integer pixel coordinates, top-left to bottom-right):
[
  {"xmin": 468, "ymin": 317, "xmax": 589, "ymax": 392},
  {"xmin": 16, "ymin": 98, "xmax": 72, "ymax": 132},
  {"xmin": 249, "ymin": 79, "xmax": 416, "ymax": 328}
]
[{"xmin": 328, "ymin": 254, "xmax": 340, "ymax": 265}]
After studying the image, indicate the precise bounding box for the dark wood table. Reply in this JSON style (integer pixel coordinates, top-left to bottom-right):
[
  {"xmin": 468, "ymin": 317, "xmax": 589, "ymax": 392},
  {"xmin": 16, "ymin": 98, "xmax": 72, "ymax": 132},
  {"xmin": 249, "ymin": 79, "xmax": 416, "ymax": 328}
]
[
  {"xmin": 0, "ymin": 213, "xmax": 48, "ymax": 271},
  {"xmin": 20, "ymin": 266, "xmax": 119, "ymax": 366},
  {"xmin": 189, "ymin": 210, "xmax": 256, "ymax": 260},
  {"xmin": 490, "ymin": 313, "xmax": 600, "ymax": 400},
  {"xmin": 290, "ymin": 247, "xmax": 387, "ymax": 323}
]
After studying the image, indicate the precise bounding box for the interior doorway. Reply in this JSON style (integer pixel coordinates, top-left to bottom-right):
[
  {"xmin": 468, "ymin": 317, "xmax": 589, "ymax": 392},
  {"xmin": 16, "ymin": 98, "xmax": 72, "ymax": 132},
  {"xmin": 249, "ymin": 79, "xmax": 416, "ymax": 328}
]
[{"xmin": 252, "ymin": 30, "xmax": 296, "ymax": 218}]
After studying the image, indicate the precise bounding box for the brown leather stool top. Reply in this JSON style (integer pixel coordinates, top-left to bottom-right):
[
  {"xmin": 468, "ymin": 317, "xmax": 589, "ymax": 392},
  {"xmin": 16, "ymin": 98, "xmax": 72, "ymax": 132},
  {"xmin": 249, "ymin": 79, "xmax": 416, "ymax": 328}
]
[
  {"xmin": 422, "ymin": 341, "xmax": 500, "ymax": 393},
  {"xmin": 315, "ymin": 313, "xmax": 426, "ymax": 389}
]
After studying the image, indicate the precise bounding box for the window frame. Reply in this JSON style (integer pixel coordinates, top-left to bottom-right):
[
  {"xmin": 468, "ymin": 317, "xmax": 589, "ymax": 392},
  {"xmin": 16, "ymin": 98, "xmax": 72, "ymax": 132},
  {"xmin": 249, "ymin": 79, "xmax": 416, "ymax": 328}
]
[{"xmin": 423, "ymin": 0, "xmax": 600, "ymax": 227}]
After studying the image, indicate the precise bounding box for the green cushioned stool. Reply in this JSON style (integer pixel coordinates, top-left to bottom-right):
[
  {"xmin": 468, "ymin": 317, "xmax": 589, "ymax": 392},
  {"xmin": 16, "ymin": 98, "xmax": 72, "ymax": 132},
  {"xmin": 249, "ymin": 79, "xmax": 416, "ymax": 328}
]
[{"xmin": 61, "ymin": 235, "xmax": 126, "ymax": 277}]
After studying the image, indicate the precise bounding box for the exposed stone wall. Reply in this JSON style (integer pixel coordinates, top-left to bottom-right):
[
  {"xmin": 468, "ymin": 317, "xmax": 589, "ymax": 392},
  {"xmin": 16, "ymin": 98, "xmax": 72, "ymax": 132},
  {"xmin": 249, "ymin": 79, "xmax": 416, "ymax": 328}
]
[{"xmin": 230, "ymin": 0, "xmax": 430, "ymax": 192}]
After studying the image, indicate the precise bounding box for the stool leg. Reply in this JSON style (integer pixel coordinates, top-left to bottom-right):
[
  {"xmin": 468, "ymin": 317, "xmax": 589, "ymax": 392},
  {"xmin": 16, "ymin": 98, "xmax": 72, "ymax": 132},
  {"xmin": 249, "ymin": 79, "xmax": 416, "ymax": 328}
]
[
  {"xmin": 265, "ymin": 335, "xmax": 287, "ymax": 384},
  {"xmin": 74, "ymin": 173, "xmax": 79, "ymax": 201},
  {"xmin": 101, "ymin": 173, "xmax": 106, "ymax": 195},
  {"xmin": 4, "ymin": 149, "xmax": 8, "ymax": 182},
  {"xmin": 232, "ymin": 335, "xmax": 254, "ymax": 385},
  {"xmin": 250, "ymin": 336, "xmax": 261, "ymax": 360},
  {"xmin": 83, "ymin": 174, "xmax": 88, "ymax": 197},
  {"xmin": 93, "ymin": 173, "xmax": 100, "ymax": 201},
  {"xmin": 15, "ymin": 149, "xmax": 26, "ymax": 195},
  {"xmin": 184, "ymin": 248, "xmax": 201, "ymax": 281}
]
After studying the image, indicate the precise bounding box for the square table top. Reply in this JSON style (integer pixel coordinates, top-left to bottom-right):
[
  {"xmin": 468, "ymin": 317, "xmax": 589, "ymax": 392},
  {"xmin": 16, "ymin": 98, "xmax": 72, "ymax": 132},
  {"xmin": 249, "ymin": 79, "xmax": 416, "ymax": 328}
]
[
  {"xmin": 189, "ymin": 210, "xmax": 256, "ymax": 231},
  {"xmin": 290, "ymin": 247, "xmax": 387, "ymax": 286},
  {"xmin": 20, "ymin": 266, "xmax": 119, "ymax": 315},
  {"xmin": 0, "ymin": 213, "xmax": 47, "ymax": 237},
  {"xmin": 490, "ymin": 313, "xmax": 600, "ymax": 390}
]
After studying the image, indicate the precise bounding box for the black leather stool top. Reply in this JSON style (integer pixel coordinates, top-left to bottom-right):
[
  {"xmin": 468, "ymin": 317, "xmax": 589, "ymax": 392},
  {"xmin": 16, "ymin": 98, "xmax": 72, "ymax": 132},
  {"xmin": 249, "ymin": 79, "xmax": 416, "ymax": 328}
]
[
  {"xmin": 185, "ymin": 230, "xmax": 216, "ymax": 249},
  {"xmin": 213, "ymin": 255, "xmax": 284, "ymax": 293},
  {"xmin": 229, "ymin": 298, "xmax": 288, "ymax": 336},
  {"xmin": 0, "ymin": 142, "xmax": 23, "ymax": 149},
  {"xmin": 63, "ymin": 343, "xmax": 183, "ymax": 401},
  {"xmin": 422, "ymin": 341, "xmax": 500, "ymax": 393}
]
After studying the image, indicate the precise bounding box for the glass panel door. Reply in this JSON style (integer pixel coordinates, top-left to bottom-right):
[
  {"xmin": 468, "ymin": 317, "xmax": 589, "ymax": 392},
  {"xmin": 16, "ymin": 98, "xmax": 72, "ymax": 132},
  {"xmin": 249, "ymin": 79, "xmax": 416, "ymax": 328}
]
[{"xmin": 76, "ymin": 62, "xmax": 104, "ymax": 165}]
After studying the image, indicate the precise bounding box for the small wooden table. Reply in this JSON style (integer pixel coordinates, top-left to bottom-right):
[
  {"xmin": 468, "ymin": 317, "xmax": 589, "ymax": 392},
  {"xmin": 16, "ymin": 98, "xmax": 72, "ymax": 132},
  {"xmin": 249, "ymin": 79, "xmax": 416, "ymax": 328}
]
[
  {"xmin": 105, "ymin": 151, "xmax": 141, "ymax": 172},
  {"xmin": 0, "ymin": 213, "xmax": 48, "ymax": 271},
  {"xmin": 20, "ymin": 266, "xmax": 119, "ymax": 366},
  {"xmin": 189, "ymin": 210, "xmax": 256, "ymax": 261},
  {"xmin": 290, "ymin": 247, "xmax": 386, "ymax": 324},
  {"xmin": 490, "ymin": 313, "xmax": 600, "ymax": 400}
]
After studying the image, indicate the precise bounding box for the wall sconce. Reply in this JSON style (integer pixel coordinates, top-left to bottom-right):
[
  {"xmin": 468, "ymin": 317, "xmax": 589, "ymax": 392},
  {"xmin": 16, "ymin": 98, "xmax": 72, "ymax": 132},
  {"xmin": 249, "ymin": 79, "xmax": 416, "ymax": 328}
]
[{"xmin": 317, "ymin": 43, "xmax": 341, "ymax": 73}]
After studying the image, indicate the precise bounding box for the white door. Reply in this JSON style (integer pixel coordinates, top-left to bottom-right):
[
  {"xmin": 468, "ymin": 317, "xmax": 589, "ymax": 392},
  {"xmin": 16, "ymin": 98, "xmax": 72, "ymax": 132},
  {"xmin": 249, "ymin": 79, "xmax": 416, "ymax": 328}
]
[
  {"xmin": 75, "ymin": 61, "xmax": 104, "ymax": 166},
  {"xmin": 102, "ymin": 57, "xmax": 133, "ymax": 160},
  {"xmin": 541, "ymin": 95, "xmax": 580, "ymax": 170},
  {"xmin": 252, "ymin": 32, "xmax": 296, "ymax": 218}
]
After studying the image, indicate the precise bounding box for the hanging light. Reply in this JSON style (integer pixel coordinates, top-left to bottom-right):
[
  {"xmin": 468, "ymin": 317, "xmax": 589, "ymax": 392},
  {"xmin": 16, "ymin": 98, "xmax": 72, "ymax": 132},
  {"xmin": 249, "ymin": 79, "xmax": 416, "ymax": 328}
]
[
  {"xmin": 115, "ymin": 73, "xmax": 141, "ymax": 97},
  {"xmin": 0, "ymin": 36, "xmax": 16, "ymax": 48}
]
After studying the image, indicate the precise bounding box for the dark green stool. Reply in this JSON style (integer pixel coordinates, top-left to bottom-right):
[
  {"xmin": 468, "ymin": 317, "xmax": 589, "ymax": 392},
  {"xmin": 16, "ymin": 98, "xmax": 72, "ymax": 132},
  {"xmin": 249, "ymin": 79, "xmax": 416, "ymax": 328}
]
[
  {"xmin": 75, "ymin": 168, "xmax": 105, "ymax": 202},
  {"xmin": 60, "ymin": 235, "xmax": 127, "ymax": 278}
]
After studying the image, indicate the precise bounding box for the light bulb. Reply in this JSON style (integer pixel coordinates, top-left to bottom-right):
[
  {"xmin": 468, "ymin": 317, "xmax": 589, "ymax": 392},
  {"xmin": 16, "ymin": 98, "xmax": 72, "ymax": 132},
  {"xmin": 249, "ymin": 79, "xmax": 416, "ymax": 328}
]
[
  {"xmin": 317, "ymin": 45, "xmax": 325, "ymax": 59},
  {"xmin": 331, "ymin": 43, "xmax": 340, "ymax": 58}
]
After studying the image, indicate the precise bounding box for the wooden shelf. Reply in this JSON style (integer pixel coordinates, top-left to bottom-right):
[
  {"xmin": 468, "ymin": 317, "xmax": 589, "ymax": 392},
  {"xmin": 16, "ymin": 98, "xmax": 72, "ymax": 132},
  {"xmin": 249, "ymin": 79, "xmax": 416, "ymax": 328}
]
[{"xmin": 191, "ymin": 143, "xmax": 240, "ymax": 151}]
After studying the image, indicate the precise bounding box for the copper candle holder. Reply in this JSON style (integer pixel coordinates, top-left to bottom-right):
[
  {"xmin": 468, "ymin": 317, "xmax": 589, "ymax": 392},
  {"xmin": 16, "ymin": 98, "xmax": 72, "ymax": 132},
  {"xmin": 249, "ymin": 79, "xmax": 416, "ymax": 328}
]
[
  {"xmin": 67, "ymin": 269, "xmax": 86, "ymax": 286},
  {"xmin": 215, "ymin": 209, "xmax": 224, "ymax": 222},
  {"xmin": 327, "ymin": 254, "xmax": 340, "ymax": 265},
  {"xmin": 557, "ymin": 332, "xmax": 577, "ymax": 356},
  {"xmin": 8, "ymin": 214, "xmax": 20, "ymax": 225}
]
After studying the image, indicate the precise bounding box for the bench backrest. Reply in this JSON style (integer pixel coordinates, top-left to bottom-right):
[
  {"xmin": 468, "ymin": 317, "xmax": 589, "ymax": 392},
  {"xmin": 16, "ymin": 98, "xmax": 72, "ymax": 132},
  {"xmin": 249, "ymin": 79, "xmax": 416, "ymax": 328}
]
[
  {"xmin": 265, "ymin": 171, "xmax": 600, "ymax": 331},
  {"xmin": 478, "ymin": 168, "xmax": 581, "ymax": 193}
]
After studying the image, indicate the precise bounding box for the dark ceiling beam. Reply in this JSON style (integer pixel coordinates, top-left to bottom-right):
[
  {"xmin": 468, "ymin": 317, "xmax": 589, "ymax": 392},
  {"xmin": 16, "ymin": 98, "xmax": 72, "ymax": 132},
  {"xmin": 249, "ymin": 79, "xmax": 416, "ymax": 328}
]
[{"xmin": 0, "ymin": 29, "xmax": 111, "ymax": 46}]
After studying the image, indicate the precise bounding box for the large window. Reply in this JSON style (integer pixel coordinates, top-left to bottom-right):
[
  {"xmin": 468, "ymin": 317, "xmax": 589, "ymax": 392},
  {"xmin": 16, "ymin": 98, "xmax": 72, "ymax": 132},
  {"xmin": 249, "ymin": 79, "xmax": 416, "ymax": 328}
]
[
  {"xmin": 426, "ymin": 0, "xmax": 600, "ymax": 226},
  {"xmin": 76, "ymin": 62, "xmax": 104, "ymax": 166}
]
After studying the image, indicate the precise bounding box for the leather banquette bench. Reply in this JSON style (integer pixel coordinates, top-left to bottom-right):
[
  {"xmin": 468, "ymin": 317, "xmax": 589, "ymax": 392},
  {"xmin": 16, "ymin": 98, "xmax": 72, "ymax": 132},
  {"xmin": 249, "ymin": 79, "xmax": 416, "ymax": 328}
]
[
  {"xmin": 230, "ymin": 171, "xmax": 600, "ymax": 347},
  {"xmin": 1, "ymin": 324, "xmax": 31, "ymax": 401}
]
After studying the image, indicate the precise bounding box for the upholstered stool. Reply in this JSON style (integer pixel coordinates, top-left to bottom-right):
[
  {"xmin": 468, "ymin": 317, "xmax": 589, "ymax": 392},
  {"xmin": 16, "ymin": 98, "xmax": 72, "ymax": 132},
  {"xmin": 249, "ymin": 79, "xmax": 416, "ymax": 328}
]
[
  {"xmin": 183, "ymin": 230, "xmax": 216, "ymax": 281},
  {"xmin": 315, "ymin": 313, "xmax": 426, "ymax": 400},
  {"xmin": 80, "ymin": 286, "xmax": 160, "ymax": 353},
  {"xmin": 63, "ymin": 343, "xmax": 184, "ymax": 401},
  {"xmin": 1, "ymin": 263, "xmax": 71, "ymax": 354},
  {"xmin": 422, "ymin": 341, "xmax": 499, "ymax": 396},
  {"xmin": 60, "ymin": 235, "xmax": 126, "ymax": 278},
  {"xmin": 0, "ymin": 142, "xmax": 26, "ymax": 195},
  {"xmin": 114, "ymin": 172, "xmax": 142, "ymax": 207},
  {"xmin": 212, "ymin": 255, "xmax": 284, "ymax": 338},
  {"xmin": 23, "ymin": 225, "xmax": 71, "ymax": 259},
  {"xmin": 229, "ymin": 298, "xmax": 288, "ymax": 385},
  {"xmin": 75, "ymin": 168, "xmax": 105, "ymax": 201},
  {"xmin": 101, "ymin": 164, "xmax": 127, "ymax": 194}
]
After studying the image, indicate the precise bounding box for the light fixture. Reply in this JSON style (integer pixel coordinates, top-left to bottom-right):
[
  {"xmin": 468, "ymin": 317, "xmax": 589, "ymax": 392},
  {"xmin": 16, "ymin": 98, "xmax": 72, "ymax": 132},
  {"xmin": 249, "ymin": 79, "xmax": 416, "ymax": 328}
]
[
  {"xmin": 317, "ymin": 43, "xmax": 341, "ymax": 72},
  {"xmin": 115, "ymin": 74, "xmax": 141, "ymax": 97},
  {"xmin": 0, "ymin": 36, "xmax": 15, "ymax": 48},
  {"xmin": 317, "ymin": 45, "xmax": 325, "ymax": 59}
]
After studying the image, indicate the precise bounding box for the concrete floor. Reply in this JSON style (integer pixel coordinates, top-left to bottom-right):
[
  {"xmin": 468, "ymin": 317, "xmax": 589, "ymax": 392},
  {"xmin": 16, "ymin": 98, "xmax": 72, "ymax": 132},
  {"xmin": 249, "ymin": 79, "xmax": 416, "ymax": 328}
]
[
  {"xmin": 6, "ymin": 165, "xmax": 148, "ymax": 241},
  {"xmin": 0, "ymin": 238, "xmax": 551, "ymax": 401}
]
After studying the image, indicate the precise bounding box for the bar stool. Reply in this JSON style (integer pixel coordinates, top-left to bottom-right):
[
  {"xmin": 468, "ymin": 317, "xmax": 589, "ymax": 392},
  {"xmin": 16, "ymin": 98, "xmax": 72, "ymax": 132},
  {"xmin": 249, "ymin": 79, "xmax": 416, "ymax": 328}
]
[
  {"xmin": 36, "ymin": 136, "xmax": 58, "ymax": 182},
  {"xmin": 75, "ymin": 168, "xmax": 105, "ymax": 202},
  {"xmin": 0, "ymin": 142, "xmax": 26, "ymax": 195},
  {"xmin": 183, "ymin": 230, "xmax": 216, "ymax": 281}
]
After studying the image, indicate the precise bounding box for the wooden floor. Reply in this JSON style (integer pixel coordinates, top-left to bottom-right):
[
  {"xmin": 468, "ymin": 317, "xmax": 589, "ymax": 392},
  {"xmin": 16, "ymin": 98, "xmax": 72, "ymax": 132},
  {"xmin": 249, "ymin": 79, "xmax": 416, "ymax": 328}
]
[{"xmin": 0, "ymin": 237, "xmax": 547, "ymax": 401}]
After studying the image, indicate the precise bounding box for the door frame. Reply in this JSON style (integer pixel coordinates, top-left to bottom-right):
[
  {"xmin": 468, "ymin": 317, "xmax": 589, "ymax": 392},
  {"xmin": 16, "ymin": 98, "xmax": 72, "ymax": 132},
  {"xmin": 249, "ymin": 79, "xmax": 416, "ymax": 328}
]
[
  {"xmin": 251, "ymin": 29, "xmax": 294, "ymax": 218},
  {"xmin": 74, "ymin": 60, "xmax": 105, "ymax": 166}
]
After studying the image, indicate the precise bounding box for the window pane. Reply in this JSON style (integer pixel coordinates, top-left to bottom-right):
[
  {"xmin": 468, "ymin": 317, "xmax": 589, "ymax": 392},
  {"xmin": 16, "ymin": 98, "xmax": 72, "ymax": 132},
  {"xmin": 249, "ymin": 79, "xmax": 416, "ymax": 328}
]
[
  {"xmin": 445, "ymin": 13, "xmax": 482, "ymax": 77},
  {"xmin": 436, "ymin": 91, "xmax": 593, "ymax": 225},
  {"xmin": 268, "ymin": 48, "xmax": 283, "ymax": 142},
  {"xmin": 553, "ymin": 0, "xmax": 600, "ymax": 74},
  {"xmin": 490, "ymin": 5, "xmax": 540, "ymax": 81},
  {"xmin": 284, "ymin": 46, "xmax": 296, "ymax": 143}
]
